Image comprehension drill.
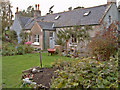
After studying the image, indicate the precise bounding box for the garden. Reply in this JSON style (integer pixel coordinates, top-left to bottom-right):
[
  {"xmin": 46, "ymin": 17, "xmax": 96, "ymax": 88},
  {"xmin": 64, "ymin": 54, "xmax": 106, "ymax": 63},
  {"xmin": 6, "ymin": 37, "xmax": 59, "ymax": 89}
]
[
  {"xmin": 2, "ymin": 53, "xmax": 72, "ymax": 88},
  {"xmin": 2, "ymin": 21, "xmax": 119, "ymax": 88}
]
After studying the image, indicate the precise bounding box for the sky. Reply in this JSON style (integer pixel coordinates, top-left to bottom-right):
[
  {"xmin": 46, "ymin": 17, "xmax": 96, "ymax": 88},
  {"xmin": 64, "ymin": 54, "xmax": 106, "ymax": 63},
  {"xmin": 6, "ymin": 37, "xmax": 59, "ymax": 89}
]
[{"xmin": 10, "ymin": 0, "xmax": 120, "ymax": 17}]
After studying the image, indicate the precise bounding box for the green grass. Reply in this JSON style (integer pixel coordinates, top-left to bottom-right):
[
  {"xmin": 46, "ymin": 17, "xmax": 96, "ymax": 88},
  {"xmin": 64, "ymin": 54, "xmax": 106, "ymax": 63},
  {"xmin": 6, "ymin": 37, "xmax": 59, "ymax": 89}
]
[{"xmin": 2, "ymin": 53, "xmax": 71, "ymax": 88}]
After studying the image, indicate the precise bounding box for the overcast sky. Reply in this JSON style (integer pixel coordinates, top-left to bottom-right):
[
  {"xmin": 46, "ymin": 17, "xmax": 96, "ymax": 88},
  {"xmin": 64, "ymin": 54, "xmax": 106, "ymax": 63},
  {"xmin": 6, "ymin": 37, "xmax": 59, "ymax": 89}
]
[{"xmin": 10, "ymin": 0, "xmax": 120, "ymax": 17}]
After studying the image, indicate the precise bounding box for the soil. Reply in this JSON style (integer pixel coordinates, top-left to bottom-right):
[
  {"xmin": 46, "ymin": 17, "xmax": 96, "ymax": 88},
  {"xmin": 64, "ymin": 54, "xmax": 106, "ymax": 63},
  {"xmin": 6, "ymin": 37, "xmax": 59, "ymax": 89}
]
[{"xmin": 22, "ymin": 67, "xmax": 58, "ymax": 88}]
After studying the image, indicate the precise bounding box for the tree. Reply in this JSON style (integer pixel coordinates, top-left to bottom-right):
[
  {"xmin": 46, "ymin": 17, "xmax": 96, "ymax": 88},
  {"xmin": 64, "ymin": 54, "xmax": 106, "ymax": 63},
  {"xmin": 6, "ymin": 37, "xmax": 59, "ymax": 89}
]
[
  {"xmin": 0, "ymin": 0, "xmax": 13, "ymax": 34},
  {"xmin": 56, "ymin": 28, "xmax": 71, "ymax": 55},
  {"xmin": 19, "ymin": 30, "xmax": 29, "ymax": 44},
  {"xmin": 56, "ymin": 25, "xmax": 91, "ymax": 55},
  {"xmin": 18, "ymin": 6, "xmax": 34, "ymax": 17},
  {"xmin": 87, "ymin": 21, "xmax": 119, "ymax": 61},
  {"xmin": 8, "ymin": 30, "xmax": 17, "ymax": 42},
  {"xmin": 73, "ymin": 25, "xmax": 91, "ymax": 43},
  {"xmin": 74, "ymin": 6, "xmax": 84, "ymax": 10}
]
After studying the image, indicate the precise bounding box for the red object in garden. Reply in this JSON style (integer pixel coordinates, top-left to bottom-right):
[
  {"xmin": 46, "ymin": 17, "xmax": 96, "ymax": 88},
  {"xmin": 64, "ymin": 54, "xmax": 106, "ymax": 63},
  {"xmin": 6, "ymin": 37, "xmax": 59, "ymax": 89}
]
[{"xmin": 47, "ymin": 49, "xmax": 56, "ymax": 55}]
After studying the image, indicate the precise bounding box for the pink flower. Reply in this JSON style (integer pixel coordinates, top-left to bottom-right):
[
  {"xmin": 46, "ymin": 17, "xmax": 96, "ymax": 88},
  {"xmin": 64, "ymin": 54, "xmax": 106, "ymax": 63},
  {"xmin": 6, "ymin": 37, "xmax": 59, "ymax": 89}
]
[{"xmin": 25, "ymin": 41, "xmax": 31, "ymax": 45}]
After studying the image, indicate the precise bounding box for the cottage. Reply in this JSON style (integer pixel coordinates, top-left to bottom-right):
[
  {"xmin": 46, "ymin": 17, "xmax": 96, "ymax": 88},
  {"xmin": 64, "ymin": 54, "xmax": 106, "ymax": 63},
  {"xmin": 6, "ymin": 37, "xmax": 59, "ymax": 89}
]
[{"xmin": 12, "ymin": 0, "xmax": 120, "ymax": 50}]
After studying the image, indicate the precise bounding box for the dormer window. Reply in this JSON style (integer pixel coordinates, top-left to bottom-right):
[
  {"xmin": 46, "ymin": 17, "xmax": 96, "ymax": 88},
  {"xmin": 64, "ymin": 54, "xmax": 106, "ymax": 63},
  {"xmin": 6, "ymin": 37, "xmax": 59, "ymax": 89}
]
[
  {"xmin": 109, "ymin": 15, "xmax": 112, "ymax": 23},
  {"xmin": 55, "ymin": 15, "xmax": 60, "ymax": 20},
  {"xmin": 52, "ymin": 23, "xmax": 55, "ymax": 27},
  {"xmin": 83, "ymin": 11, "xmax": 91, "ymax": 16}
]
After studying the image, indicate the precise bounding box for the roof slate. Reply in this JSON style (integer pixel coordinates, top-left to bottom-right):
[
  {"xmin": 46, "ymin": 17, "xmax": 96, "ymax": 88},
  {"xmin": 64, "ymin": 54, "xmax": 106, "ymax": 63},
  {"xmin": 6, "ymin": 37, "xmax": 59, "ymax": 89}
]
[
  {"xmin": 18, "ymin": 4, "xmax": 108, "ymax": 29},
  {"xmin": 37, "ymin": 21, "xmax": 55, "ymax": 30},
  {"xmin": 37, "ymin": 4, "xmax": 107, "ymax": 27},
  {"xmin": 18, "ymin": 16, "xmax": 32, "ymax": 28}
]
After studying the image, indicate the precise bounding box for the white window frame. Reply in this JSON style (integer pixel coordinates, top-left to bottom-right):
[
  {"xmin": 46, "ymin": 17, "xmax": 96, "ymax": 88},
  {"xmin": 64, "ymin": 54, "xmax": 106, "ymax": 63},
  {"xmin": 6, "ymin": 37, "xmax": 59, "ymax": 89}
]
[{"xmin": 34, "ymin": 34, "xmax": 39, "ymax": 42}]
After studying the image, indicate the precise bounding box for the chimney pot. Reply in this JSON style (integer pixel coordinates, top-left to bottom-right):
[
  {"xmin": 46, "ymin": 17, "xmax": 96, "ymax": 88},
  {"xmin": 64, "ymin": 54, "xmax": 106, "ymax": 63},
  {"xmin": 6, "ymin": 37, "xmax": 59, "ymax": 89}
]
[
  {"xmin": 107, "ymin": 0, "xmax": 116, "ymax": 5},
  {"xmin": 35, "ymin": 4, "xmax": 37, "ymax": 10},
  {"xmin": 16, "ymin": 7, "xmax": 18, "ymax": 13}
]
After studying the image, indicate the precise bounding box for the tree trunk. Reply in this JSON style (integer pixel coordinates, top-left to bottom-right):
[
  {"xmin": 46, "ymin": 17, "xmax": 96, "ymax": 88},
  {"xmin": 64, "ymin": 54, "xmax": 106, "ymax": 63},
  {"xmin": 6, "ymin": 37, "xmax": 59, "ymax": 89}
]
[{"xmin": 65, "ymin": 40, "xmax": 68, "ymax": 55}]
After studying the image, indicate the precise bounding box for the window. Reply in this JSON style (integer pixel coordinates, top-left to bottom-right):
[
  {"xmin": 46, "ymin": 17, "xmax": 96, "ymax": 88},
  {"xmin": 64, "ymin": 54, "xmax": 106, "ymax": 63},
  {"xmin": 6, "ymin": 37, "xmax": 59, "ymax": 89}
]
[
  {"xmin": 83, "ymin": 11, "xmax": 91, "ymax": 16},
  {"xmin": 55, "ymin": 15, "xmax": 60, "ymax": 20},
  {"xmin": 28, "ymin": 35, "xmax": 31, "ymax": 41},
  {"xmin": 109, "ymin": 15, "xmax": 111, "ymax": 23},
  {"xmin": 34, "ymin": 35, "xmax": 39, "ymax": 42},
  {"xmin": 71, "ymin": 34, "xmax": 77, "ymax": 43},
  {"xmin": 50, "ymin": 32, "xmax": 53, "ymax": 37}
]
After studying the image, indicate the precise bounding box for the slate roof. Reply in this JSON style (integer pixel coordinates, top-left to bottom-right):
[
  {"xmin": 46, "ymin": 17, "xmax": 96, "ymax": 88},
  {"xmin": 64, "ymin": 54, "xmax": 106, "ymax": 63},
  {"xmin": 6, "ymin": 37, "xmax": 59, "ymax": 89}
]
[
  {"xmin": 37, "ymin": 4, "xmax": 108, "ymax": 27},
  {"xmin": 37, "ymin": 21, "xmax": 55, "ymax": 30},
  {"xmin": 24, "ymin": 18, "xmax": 35, "ymax": 30},
  {"xmin": 18, "ymin": 16, "xmax": 32, "ymax": 28},
  {"xmin": 17, "ymin": 4, "xmax": 108, "ymax": 29}
]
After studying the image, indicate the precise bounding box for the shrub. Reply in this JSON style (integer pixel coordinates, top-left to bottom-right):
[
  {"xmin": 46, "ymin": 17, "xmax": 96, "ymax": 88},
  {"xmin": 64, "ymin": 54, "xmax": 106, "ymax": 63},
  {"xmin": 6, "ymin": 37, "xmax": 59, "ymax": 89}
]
[
  {"xmin": 50, "ymin": 57, "xmax": 118, "ymax": 88},
  {"xmin": 87, "ymin": 21, "xmax": 118, "ymax": 61},
  {"xmin": 16, "ymin": 46, "xmax": 24, "ymax": 55},
  {"xmin": 8, "ymin": 30, "xmax": 18, "ymax": 42},
  {"xmin": 2, "ymin": 50, "xmax": 9, "ymax": 56},
  {"xmin": 19, "ymin": 30, "xmax": 29, "ymax": 44},
  {"xmin": 24, "ymin": 41, "xmax": 31, "ymax": 45},
  {"xmin": 2, "ymin": 42, "xmax": 34, "ymax": 56},
  {"xmin": 24, "ymin": 45, "xmax": 34, "ymax": 54}
]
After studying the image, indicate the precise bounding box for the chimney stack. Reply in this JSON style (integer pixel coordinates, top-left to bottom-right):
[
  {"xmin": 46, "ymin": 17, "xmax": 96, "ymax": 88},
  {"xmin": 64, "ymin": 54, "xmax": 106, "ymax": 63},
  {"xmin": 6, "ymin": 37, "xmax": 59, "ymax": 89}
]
[
  {"xmin": 107, "ymin": 0, "xmax": 116, "ymax": 5},
  {"xmin": 38, "ymin": 4, "xmax": 39, "ymax": 10},
  {"xmin": 16, "ymin": 7, "xmax": 18, "ymax": 13},
  {"xmin": 118, "ymin": 1, "xmax": 120, "ymax": 11},
  {"xmin": 34, "ymin": 4, "xmax": 41, "ymax": 18},
  {"xmin": 15, "ymin": 7, "xmax": 20, "ymax": 17}
]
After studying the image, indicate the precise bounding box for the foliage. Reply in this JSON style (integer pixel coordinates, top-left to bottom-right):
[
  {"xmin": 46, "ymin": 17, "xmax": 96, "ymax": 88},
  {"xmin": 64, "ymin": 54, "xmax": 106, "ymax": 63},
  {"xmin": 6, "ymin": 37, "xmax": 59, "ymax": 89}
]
[
  {"xmin": 2, "ymin": 42, "xmax": 16, "ymax": 56},
  {"xmin": 8, "ymin": 30, "xmax": 18, "ymax": 42},
  {"xmin": 56, "ymin": 27, "xmax": 71, "ymax": 54},
  {"xmin": 0, "ymin": 0, "xmax": 13, "ymax": 34},
  {"xmin": 87, "ymin": 21, "xmax": 118, "ymax": 61},
  {"xmin": 18, "ymin": 6, "xmax": 34, "ymax": 17},
  {"xmin": 73, "ymin": 25, "xmax": 91, "ymax": 43},
  {"xmin": 50, "ymin": 57, "xmax": 118, "ymax": 88},
  {"xmin": 2, "ymin": 42, "xmax": 34, "ymax": 56},
  {"xmin": 16, "ymin": 45, "xmax": 24, "ymax": 55},
  {"xmin": 24, "ymin": 45, "xmax": 34, "ymax": 54},
  {"xmin": 56, "ymin": 26, "xmax": 91, "ymax": 55},
  {"xmin": 24, "ymin": 41, "xmax": 31, "ymax": 45},
  {"xmin": 19, "ymin": 30, "xmax": 29, "ymax": 44}
]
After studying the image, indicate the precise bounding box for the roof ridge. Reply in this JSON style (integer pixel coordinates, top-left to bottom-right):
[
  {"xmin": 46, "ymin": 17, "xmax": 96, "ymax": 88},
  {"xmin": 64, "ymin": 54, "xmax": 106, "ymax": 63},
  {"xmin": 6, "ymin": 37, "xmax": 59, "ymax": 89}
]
[
  {"xmin": 18, "ymin": 16, "xmax": 33, "ymax": 19},
  {"xmin": 37, "ymin": 20, "xmax": 54, "ymax": 23}
]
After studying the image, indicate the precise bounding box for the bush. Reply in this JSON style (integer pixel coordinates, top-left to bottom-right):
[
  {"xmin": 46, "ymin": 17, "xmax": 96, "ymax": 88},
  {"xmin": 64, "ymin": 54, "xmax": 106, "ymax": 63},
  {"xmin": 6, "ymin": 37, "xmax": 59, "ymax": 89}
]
[
  {"xmin": 2, "ymin": 50, "xmax": 9, "ymax": 56},
  {"xmin": 2, "ymin": 42, "xmax": 34, "ymax": 56},
  {"xmin": 16, "ymin": 46, "xmax": 24, "ymax": 55},
  {"xmin": 24, "ymin": 45, "xmax": 34, "ymax": 54},
  {"xmin": 8, "ymin": 30, "xmax": 18, "ymax": 42},
  {"xmin": 87, "ymin": 21, "xmax": 118, "ymax": 61},
  {"xmin": 50, "ymin": 57, "xmax": 118, "ymax": 88}
]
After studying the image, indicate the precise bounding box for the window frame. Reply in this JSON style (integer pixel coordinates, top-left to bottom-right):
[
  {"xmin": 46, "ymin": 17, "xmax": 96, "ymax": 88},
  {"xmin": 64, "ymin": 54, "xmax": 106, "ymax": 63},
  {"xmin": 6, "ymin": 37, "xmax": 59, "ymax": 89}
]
[{"xmin": 34, "ymin": 34, "xmax": 39, "ymax": 42}]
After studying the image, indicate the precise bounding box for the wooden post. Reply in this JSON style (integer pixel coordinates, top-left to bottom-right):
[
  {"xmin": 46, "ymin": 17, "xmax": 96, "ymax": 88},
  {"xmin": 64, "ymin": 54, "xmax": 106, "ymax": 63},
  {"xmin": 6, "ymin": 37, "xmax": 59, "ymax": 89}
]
[
  {"xmin": 39, "ymin": 48, "xmax": 42, "ymax": 68},
  {"xmin": 65, "ymin": 40, "xmax": 67, "ymax": 55}
]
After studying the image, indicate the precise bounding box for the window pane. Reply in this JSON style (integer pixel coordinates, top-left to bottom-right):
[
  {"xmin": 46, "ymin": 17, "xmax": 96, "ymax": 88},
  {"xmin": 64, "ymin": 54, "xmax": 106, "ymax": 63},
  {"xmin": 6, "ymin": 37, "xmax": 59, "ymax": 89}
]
[
  {"xmin": 38, "ymin": 35, "xmax": 39, "ymax": 42},
  {"xmin": 50, "ymin": 32, "xmax": 53, "ymax": 37}
]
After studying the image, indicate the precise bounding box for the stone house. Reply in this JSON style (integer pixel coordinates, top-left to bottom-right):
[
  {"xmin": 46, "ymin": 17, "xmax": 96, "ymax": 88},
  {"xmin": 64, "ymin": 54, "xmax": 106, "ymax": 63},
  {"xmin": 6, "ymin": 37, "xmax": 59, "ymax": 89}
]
[{"xmin": 12, "ymin": 0, "xmax": 120, "ymax": 50}]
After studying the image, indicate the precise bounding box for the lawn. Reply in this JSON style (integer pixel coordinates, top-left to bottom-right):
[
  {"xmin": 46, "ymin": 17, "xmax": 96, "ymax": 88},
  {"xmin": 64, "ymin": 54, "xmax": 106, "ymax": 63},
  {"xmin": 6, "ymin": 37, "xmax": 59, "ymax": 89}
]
[{"xmin": 2, "ymin": 53, "xmax": 71, "ymax": 88}]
